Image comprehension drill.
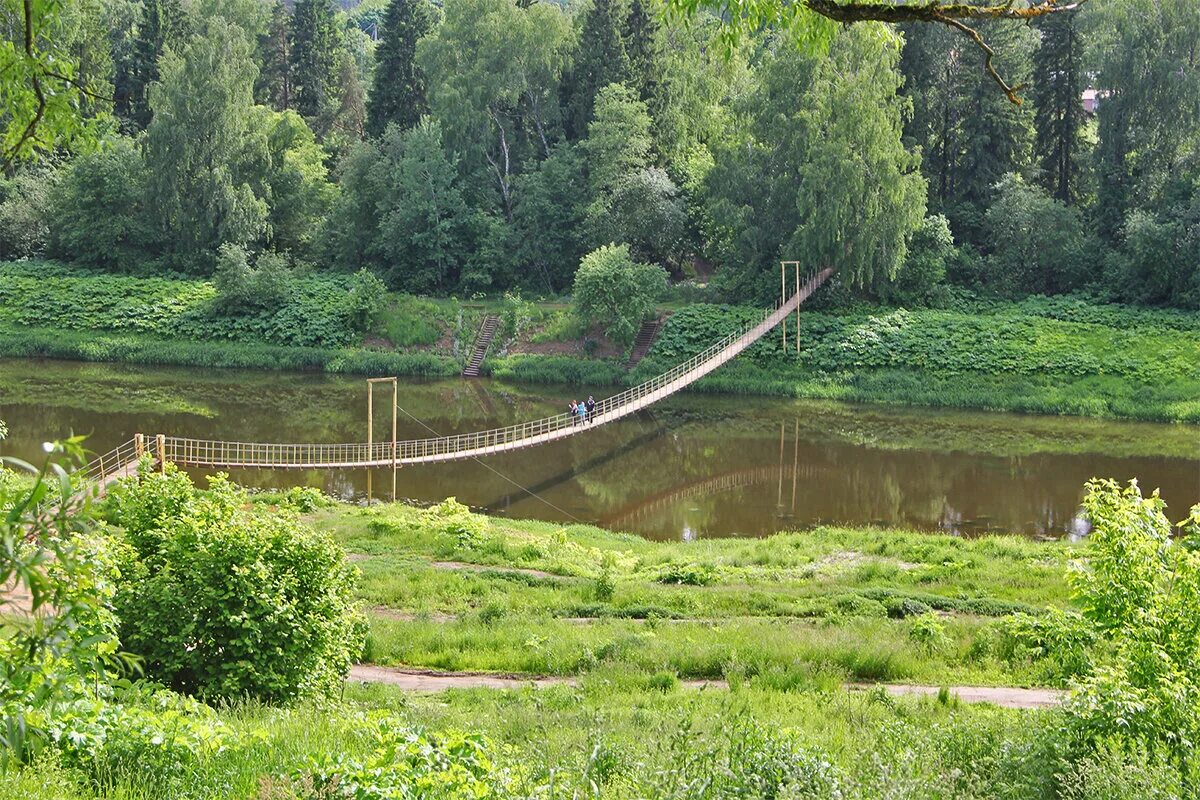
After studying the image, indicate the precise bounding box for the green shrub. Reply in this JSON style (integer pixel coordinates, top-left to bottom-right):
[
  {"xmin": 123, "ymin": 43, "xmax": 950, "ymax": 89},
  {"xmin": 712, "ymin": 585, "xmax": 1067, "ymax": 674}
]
[
  {"xmin": 287, "ymin": 719, "xmax": 511, "ymax": 800},
  {"xmin": 0, "ymin": 261, "xmax": 383, "ymax": 348},
  {"xmin": 424, "ymin": 497, "xmax": 488, "ymax": 548},
  {"xmin": 996, "ymin": 608, "xmax": 1095, "ymax": 682},
  {"xmin": 572, "ymin": 244, "xmax": 667, "ymax": 346},
  {"xmin": 907, "ymin": 612, "xmax": 951, "ymax": 655},
  {"xmin": 650, "ymin": 562, "xmax": 717, "ymax": 586},
  {"xmin": 108, "ymin": 467, "xmax": 366, "ymax": 703}
]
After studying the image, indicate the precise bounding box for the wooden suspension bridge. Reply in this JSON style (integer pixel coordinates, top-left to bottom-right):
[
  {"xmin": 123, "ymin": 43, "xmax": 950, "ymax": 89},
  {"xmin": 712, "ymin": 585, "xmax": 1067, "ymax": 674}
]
[{"xmin": 83, "ymin": 266, "xmax": 833, "ymax": 492}]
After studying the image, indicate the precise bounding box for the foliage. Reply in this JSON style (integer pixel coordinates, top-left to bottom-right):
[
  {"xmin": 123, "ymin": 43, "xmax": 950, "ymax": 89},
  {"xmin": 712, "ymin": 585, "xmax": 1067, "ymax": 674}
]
[
  {"xmin": 107, "ymin": 467, "xmax": 366, "ymax": 702},
  {"xmin": 46, "ymin": 138, "xmax": 155, "ymax": 270},
  {"xmin": 0, "ymin": 167, "xmax": 55, "ymax": 261},
  {"xmin": 706, "ymin": 26, "xmax": 926, "ymax": 299},
  {"xmin": 881, "ymin": 214, "xmax": 953, "ymax": 306},
  {"xmin": 0, "ymin": 0, "xmax": 105, "ymax": 167},
  {"xmin": 983, "ymin": 173, "xmax": 1096, "ymax": 296},
  {"xmin": 0, "ymin": 262, "xmax": 384, "ymax": 348},
  {"xmin": 1065, "ymin": 479, "xmax": 1200, "ymax": 764},
  {"xmin": 996, "ymin": 608, "xmax": 1095, "ymax": 684},
  {"xmin": 572, "ymin": 244, "xmax": 666, "ymax": 346},
  {"xmin": 365, "ymin": 0, "xmax": 438, "ymax": 137},
  {"xmin": 0, "ymin": 439, "xmax": 125, "ymax": 764},
  {"xmin": 144, "ymin": 16, "xmax": 268, "ymax": 272}
]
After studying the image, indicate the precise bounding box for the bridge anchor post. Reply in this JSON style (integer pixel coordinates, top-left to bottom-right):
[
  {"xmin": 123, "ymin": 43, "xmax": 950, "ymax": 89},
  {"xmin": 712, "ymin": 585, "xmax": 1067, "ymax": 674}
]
[{"xmin": 155, "ymin": 434, "xmax": 166, "ymax": 473}]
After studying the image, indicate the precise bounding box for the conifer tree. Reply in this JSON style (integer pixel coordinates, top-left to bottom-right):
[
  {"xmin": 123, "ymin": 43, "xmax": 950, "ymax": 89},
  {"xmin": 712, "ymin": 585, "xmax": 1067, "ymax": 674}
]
[
  {"xmin": 291, "ymin": 0, "xmax": 343, "ymax": 131},
  {"xmin": 366, "ymin": 0, "xmax": 438, "ymax": 138},
  {"xmin": 116, "ymin": 0, "xmax": 186, "ymax": 130},
  {"xmin": 1032, "ymin": 9, "xmax": 1085, "ymax": 205},
  {"xmin": 624, "ymin": 0, "xmax": 661, "ymax": 107},
  {"xmin": 562, "ymin": 0, "xmax": 631, "ymax": 138},
  {"xmin": 256, "ymin": 1, "xmax": 293, "ymax": 111}
]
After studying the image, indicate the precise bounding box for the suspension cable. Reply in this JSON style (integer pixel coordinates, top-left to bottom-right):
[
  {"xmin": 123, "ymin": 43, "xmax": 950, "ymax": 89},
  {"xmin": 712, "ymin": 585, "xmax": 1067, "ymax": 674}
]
[{"xmin": 394, "ymin": 403, "xmax": 586, "ymax": 524}]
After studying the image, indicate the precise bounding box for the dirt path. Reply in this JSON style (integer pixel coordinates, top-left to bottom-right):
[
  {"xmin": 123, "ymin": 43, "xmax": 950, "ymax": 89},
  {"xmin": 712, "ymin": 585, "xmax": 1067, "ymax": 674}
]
[{"xmin": 348, "ymin": 665, "xmax": 1064, "ymax": 709}]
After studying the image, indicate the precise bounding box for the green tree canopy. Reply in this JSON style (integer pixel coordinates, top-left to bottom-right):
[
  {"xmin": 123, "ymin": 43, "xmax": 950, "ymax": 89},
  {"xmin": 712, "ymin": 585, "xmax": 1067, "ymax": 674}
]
[
  {"xmin": 365, "ymin": 0, "xmax": 439, "ymax": 138},
  {"xmin": 706, "ymin": 25, "xmax": 926, "ymax": 299}
]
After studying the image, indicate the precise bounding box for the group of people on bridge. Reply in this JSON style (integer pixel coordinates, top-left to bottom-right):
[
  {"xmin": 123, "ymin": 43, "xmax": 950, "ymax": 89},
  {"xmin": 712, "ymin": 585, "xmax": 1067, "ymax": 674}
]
[{"xmin": 569, "ymin": 396, "xmax": 597, "ymax": 425}]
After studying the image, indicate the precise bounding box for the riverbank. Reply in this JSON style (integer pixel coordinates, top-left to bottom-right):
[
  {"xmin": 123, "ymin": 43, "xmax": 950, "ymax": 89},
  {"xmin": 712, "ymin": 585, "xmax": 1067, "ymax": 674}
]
[
  {"xmin": 296, "ymin": 497, "xmax": 1083, "ymax": 690},
  {"xmin": 3, "ymin": 260, "xmax": 1197, "ymax": 422}
]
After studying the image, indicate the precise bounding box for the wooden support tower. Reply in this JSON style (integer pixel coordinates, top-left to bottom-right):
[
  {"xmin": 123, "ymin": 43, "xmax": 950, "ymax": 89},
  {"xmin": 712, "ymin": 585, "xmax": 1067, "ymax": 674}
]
[
  {"xmin": 366, "ymin": 377, "xmax": 399, "ymax": 504},
  {"xmin": 780, "ymin": 261, "xmax": 803, "ymax": 354}
]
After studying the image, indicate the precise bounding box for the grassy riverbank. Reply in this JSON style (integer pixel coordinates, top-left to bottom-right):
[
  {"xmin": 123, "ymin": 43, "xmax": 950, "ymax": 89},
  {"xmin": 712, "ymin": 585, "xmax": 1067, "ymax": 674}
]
[
  {"xmin": 299, "ymin": 498, "xmax": 1082, "ymax": 690},
  {"xmin": 4, "ymin": 481, "xmax": 1184, "ymax": 799},
  {"xmin": 3, "ymin": 260, "xmax": 1197, "ymax": 422}
]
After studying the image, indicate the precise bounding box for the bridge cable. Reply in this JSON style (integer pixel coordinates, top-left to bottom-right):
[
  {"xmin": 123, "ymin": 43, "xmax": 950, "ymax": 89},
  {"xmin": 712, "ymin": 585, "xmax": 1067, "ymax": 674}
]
[{"xmin": 393, "ymin": 403, "xmax": 586, "ymax": 524}]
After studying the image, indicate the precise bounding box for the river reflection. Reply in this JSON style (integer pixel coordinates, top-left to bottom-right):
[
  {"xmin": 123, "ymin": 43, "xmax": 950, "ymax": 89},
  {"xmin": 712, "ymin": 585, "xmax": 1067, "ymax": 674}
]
[{"xmin": 1, "ymin": 359, "xmax": 1196, "ymax": 540}]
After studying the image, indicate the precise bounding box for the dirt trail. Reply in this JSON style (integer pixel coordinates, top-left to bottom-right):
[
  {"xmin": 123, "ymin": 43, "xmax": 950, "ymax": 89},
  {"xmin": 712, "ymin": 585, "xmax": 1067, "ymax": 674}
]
[{"xmin": 348, "ymin": 665, "xmax": 1064, "ymax": 709}]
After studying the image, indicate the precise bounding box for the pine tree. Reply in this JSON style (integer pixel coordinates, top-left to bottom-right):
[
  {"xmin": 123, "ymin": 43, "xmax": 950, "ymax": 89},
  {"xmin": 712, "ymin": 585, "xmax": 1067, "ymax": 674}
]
[
  {"xmin": 366, "ymin": 0, "xmax": 437, "ymax": 138},
  {"xmin": 291, "ymin": 0, "xmax": 343, "ymax": 131},
  {"xmin": 116, "ymin": 0, "xmax": 186, "ymax": 130},
  {"xmin": 1032, "ymin": 9, "xmax": 1085, "ymax": 205},
  {"xmin": 562, "ymin": 0, "xmax": 631, "ymax": 139},
  {"xmin": 256, "ymin": 1, "xmax": 292, "ymax": 111}
]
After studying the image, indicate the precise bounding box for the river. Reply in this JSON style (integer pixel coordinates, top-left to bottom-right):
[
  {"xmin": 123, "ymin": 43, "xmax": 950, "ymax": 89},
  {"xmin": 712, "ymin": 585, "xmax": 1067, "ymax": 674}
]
[{"xmin": 1, "ymin": 358, "xmax": 1196, "ymax": 540}]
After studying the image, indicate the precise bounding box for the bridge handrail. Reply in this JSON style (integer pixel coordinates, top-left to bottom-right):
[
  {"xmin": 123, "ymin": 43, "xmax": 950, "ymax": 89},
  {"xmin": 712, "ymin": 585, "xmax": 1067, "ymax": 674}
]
[{"xmin": 138, "ymin": 267, "xmax": 830, "ymax": 470}]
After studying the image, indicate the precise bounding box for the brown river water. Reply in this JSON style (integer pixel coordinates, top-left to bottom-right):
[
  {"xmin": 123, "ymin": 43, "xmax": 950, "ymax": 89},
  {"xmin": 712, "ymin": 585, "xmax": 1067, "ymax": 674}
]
[{"xmin": 1, "ymin": 359, "xmax": 1196, "ymax": 540}]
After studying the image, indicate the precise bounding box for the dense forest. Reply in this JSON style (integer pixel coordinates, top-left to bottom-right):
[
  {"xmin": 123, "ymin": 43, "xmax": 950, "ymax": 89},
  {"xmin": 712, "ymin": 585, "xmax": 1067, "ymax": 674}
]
[{"xmin": 1, "ymin": 0, "xmax": 1197, "ymax": 308}]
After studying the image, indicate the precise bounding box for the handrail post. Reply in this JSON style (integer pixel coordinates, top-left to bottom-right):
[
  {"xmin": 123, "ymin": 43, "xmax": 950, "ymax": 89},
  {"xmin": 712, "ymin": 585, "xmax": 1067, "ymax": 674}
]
[{"xmin": 155, "ymin": 434, "xmax": 166, "ymax": 473}]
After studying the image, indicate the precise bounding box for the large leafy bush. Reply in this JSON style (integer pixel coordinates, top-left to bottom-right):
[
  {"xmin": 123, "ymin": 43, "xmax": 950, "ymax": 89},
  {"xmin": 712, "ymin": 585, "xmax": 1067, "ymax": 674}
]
[
  {"xmin": 572, "ymin": 244, "xmax": 666, "ymax": 345},
  {"xmin": 107, "ymin": 466, "xmax": 366, "ymax": 702}
]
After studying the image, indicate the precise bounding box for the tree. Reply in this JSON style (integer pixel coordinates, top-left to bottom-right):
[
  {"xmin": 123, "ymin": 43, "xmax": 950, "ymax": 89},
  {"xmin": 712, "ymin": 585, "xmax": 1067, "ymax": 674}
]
[
  {"xmin": 0, "ymin": 167, "xmax": 54, "ymax": 260},
  {"xmin": 881, "ymin": 214, "xmax": 954, "ymax": 306},
  {"xmin": 372, "ymin": 120, "xmax": 477, "ymax": 293},
  {"xmin": 706, "ymin": 26, "xmax": 926, "ymax": 299},
  {"xmin": 255, "ymin": 1, "xmax": 292, "ymax": 111},
  {"xmin": 1, "ymin": 0, "xmax": 115, "ymax": 167},
  {"xmin": 597, "ymin": 167, "xmax": 687, "ymax": 267},
  {"xmin": 116, "ymin": 0, "xmax": 186, "ymax": 131},
  {"xmin": 1091, "ymin": 0, "xmax": 1200, "ymax": 240},
  {"xmin": 290, "ymin": 0, "xmax": 342, "ymax": 132},
  {"xmin": 418, "ymin": 0, "xmax": 573, "ymax": 221},
  {"xmin": 562, "ymin": 0, "xmax": 631, "ymax": 138},
  {"xmin": 260, "ymin": 110, "xmax": 338, "ymax": 255},
  {"xmin": 144, "ymin": 17, "xmax": 268, "ymax": 271},
  {"xmin": 983, "ymin": 173, "xmax": 1093, "ymax": 295},
  {"xmin": 624, "ymin": 0, "xmax": 664, "ymax": 116},
  {"xmin": 664, "ymin": 0, "xmax": 1091, "ymax": 104},
  {"xmin": 48, "ymin": 137, "xmax": 156, "ymax": 270},
  {"xmin": 1031, "ymin": 8, "xmax": 1086, "ymax": 204},
  {"xmin": 573, "ymin": 243, "xmax": 667, "ymax": 345},
  {"xmin": 512, "ymin": 143, "xmax": 590, "ymax": 293},
  {"xmin": 951, "ymin": 20, "xmax": 1035, "ymax": 243},
  {"xmin": 582, "ymin": 82, "xmax": 653, "ymax": 206},
  {"xmin": 365, "ymin": 0, "xmax": 438, "ymax": 138}
]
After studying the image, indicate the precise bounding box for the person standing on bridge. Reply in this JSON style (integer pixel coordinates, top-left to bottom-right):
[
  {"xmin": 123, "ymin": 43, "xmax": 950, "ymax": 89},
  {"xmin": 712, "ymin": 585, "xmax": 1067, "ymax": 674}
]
[
  {"xmin": 576, "ymin": 400, "xmax": 587, "ymax": 425},
  {"xmin": 585, "ymin": 396, "xmax": 596, "ymax": 423},
  {"xmin": 569, "ymin": 400, "xmax": 579, "ymax": 425}
]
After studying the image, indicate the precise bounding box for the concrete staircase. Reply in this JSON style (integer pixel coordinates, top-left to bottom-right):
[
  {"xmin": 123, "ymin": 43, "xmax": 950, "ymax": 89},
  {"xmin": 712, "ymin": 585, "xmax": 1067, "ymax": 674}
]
[
  {"xmin": 462, "ymin": 315, "xmax": 500, "ymax": 377},
  {"xmin": 627, "ymin": 317, "xmax": 663, "ymax": 367}
]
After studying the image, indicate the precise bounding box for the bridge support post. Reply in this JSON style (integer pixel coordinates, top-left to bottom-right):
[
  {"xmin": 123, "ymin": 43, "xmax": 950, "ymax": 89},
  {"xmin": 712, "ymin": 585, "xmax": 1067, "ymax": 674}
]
[
  {"xmin": 155, "ymin": 434, "xmax": 166, "ymax": 473},
  {"xmin": 134, "ymin": 433, "xmax": 145, "ymax": 459},
  {"xmin": 367, "ymin": 377, "xmax": 399, "ymax": 505},
  {"xmin": 781, "ymin": 261, "xmax": 802, "ymax": 355}
]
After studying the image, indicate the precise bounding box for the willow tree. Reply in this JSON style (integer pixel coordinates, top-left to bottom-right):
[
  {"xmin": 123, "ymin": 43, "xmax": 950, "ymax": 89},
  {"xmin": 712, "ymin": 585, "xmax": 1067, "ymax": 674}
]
[{"xmin": 705, "ymin": 25, "xmax": 926, "ymax": 296}]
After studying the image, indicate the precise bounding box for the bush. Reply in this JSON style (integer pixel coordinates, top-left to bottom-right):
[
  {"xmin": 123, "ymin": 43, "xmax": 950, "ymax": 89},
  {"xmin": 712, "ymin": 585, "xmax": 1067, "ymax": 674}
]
[
  {"xmin": 108, "ymin": 467, "xmax": 366, "ymax": 702},
  {"xmin": 651, "ymin": 562, "xmax": 717, "ymax": 586},
  {"xmin": 285, "ymin": 720, "xmax": 512, "ymax": 800},
  {"xmin": 572, "ymin": 244, "xmax": 667, "ymax": 346},
  {"xmin": 996, "ymin": 608, "xmax": 1095, "ymax": 682}
]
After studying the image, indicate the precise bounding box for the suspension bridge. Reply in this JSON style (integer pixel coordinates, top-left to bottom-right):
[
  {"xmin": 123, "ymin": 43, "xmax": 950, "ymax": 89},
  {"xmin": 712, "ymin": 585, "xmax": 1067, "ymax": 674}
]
[{"xmin": 82, "ymin": 267, "xmax": 833, "ymax": 489}]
